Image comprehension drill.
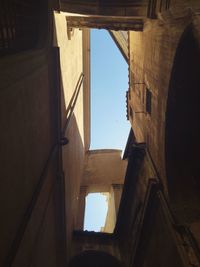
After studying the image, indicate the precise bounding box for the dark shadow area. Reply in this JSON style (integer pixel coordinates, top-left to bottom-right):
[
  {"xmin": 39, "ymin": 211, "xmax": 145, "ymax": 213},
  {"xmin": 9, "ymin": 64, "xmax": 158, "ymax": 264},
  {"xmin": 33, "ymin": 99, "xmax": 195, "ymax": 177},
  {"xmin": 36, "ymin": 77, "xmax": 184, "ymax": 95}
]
[
  {"xmin": 165, "ymin": 26, "xmax": 200, "ymax": 223},
  {"xmin": 68, "ymin": 250, "xmax": 123, "ymax": 267},
  {"xmin": 0, "ymin": 0, "xmax": 48, "ymax": 56},
  {"xmin": 60, "ymin": 0, "xmax": 148, "ymax": 17}
]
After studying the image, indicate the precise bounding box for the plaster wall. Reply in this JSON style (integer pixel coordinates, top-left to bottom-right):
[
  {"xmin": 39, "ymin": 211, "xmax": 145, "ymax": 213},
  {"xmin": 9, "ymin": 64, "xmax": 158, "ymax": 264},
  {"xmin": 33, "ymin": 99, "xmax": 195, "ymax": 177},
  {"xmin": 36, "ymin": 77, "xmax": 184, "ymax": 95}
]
[
  {"xmin": 12, "ymin": 161, "xmax": 59, "ymax": 267},
  {"xmin": 0, "ymin": 48, "xmax": 60, "ymax": 266},
  {"xmin": 0, "ymin": 10, "xmax": 90, "ymax": 265},
  {"xmin": 82, "ymin": 150, "xmax": 127, "ymax": 188},
  {"xmin": 102, "ymin": 185, "xmax": 123, "ymax": 233},
  {"xmin": 103, "ymin": 189, "xmax": 116, "ymax": 233},
  {"xmin": 54, "ymin": 12, "xmax": 90, "ymax": 257}
]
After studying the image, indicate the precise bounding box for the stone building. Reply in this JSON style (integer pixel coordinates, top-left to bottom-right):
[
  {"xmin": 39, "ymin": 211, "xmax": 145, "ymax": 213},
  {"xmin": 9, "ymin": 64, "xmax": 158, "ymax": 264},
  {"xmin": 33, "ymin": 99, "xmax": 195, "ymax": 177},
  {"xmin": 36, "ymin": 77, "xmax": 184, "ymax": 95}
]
[{"xmin": 0, "ymin": 0, "xmax": 200, "ymax": 266}]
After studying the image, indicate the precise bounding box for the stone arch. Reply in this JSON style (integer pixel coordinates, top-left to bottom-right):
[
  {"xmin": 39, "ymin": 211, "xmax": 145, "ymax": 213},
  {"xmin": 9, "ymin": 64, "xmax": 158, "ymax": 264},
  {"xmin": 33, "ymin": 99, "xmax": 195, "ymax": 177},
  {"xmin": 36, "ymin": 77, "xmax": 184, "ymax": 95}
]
[
  {"xmin": 165, "ymin": 24, "xmax": 200, "ymax": 224},
  {"xmin": 68, "ymin": 250, "xmax": 123, "ymax": 267}
]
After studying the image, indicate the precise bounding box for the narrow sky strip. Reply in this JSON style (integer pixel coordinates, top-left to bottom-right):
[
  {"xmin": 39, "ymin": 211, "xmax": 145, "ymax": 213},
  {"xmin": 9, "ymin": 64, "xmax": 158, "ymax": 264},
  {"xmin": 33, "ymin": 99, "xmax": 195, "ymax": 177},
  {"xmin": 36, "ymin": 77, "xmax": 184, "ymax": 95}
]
[
  {"xmin": 90, "ymin": 29, "xmax": 130, "ymax": 150},
  {"xmin": 84, "ymin": 30, "xmax": 130, "ymax": 231}
]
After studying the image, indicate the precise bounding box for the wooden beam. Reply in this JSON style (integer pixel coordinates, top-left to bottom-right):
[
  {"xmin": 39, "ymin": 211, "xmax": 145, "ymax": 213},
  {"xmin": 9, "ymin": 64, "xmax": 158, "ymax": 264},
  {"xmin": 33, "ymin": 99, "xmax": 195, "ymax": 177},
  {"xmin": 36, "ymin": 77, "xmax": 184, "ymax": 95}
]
[
  {"xmin": 61, "ymin": 1, "xmax": 148, "ymax": 17},
  {"xmin": 66, "ymin": 16, "xmax": 144, "ymax": 31}
]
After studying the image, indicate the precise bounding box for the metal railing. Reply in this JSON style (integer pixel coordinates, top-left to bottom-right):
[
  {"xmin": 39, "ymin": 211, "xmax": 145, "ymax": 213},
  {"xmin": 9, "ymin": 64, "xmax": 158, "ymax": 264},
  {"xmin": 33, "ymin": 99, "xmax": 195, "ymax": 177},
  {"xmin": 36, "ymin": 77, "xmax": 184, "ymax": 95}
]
[
  {"xmin": 5, "ymin": 144, "xmax": 59, "ymax": 267},
  {"xmin": 6, "ymin": 69, "xmax": 85, "ymax": 265}
]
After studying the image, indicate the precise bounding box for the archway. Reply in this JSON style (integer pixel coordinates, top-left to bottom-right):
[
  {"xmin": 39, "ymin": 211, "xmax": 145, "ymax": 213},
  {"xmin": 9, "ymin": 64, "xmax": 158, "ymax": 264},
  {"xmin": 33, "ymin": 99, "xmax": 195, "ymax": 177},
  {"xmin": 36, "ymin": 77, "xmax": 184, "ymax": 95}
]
[
  {"xmin": 68, "ymin": 250, "xmax": 123, "ymax": 267},
  {"xmin": 165, "ymin": 25, "xmax": 200, "ymax": 224}
]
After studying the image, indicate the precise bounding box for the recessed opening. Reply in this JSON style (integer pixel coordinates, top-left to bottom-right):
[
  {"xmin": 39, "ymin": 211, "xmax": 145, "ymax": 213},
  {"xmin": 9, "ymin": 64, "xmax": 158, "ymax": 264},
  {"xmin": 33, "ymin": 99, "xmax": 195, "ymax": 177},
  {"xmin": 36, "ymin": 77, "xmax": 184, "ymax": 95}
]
[
  {"xmin": 165, "ymin": 27, "xmax": 200, "ymax": 224},
  {"xmin": 130, "ymin": 106, "xmax": 133, "ymax": 120},
  {"xmin": 146, "ymin": 88, "xmax": 152, "ymax": 115},
  {"xmin": 84, "ymin": 193, "xmax": 109, "ymax": 232}
]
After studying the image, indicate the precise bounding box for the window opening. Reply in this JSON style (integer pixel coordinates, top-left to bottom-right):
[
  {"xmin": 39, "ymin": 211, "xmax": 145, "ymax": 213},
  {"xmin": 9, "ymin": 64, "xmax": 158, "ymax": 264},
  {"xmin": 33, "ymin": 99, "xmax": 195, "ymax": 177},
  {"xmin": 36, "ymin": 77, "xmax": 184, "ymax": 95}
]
[
  {"xmin": 146, "ymin": 88, "xmax": 152, "ymax": 115},
  {"xmin": 84, "ymin": 193, "xmax": 109, "ymax": 232},
  {"xmin": 130, "ymin": 106, "xmax": 133, "ymax": 120}
]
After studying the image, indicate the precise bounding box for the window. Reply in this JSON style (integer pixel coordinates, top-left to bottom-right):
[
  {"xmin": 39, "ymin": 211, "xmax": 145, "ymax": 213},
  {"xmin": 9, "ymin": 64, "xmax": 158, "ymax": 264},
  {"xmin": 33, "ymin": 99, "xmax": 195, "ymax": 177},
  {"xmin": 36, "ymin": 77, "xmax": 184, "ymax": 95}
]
[
  {"xmin": 130, "ymin": 106, "xmax": 134, "ymax": 120},
  {"xmin": 84, "ymin": 193, "xmax": 108, "ymax": 232},
  {"xmin": 146, "ymin": 88, "xmax": 152, "ymax": 115}
]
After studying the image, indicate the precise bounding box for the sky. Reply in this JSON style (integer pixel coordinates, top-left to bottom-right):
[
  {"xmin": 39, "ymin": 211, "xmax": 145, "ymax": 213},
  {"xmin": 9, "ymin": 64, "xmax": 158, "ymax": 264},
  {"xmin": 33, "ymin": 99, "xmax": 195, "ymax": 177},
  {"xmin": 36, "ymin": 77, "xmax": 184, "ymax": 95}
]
[
  {"xmin": 84, "ymin": 29, "xmax": 130, "ymax": 231},
  {"xmin": 90, "ymin": 29, "xmax": 130, "ymax": 150},
  {"xmin": 84, "ymin": 193, "xmax": 108, "ymax": 231}
]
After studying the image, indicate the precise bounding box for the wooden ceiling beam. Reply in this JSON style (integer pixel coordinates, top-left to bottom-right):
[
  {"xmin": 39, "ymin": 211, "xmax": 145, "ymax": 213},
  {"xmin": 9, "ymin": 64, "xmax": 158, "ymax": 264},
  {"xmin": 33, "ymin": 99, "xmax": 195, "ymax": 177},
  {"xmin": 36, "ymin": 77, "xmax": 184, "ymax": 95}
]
[{"xmin": 66, "ymin": 16, "xmax": 144, "ymax": 31}]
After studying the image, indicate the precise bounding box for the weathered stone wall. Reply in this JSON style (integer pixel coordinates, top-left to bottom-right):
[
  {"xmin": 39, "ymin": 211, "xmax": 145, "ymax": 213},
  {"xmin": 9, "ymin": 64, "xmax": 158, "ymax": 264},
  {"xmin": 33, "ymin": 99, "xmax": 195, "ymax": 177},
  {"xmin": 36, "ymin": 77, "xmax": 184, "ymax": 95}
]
[
  {"xmin": 116, "ymin": 146, "xmax": 200, "ymax": 267},
  {"xmin": 128, "ymin": 3, "xmax": 200, "ymax": 193},
  {"xmin": 128, "ymin": 0, "xmax": 200, "ymax": 262}
]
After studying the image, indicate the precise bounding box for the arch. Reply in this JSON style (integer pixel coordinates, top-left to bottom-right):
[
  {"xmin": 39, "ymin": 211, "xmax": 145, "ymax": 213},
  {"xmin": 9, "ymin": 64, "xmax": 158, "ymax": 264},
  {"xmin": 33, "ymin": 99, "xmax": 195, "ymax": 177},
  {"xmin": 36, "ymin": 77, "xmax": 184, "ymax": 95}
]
[
  {"xmin": 68, "ymin": 250, "xmax": 123, "ymax": 267},
  {"xmin": 165, "ymin": 25, "xmax": 200, "ymax": 224}
]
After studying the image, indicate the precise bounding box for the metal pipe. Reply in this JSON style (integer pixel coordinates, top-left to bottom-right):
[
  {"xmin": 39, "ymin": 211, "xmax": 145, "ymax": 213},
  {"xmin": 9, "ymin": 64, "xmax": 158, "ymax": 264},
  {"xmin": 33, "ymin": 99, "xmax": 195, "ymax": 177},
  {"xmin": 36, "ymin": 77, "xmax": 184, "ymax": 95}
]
[{"xmin": 62, "ymin": 72, "xmax": 84, "ymax": 136}]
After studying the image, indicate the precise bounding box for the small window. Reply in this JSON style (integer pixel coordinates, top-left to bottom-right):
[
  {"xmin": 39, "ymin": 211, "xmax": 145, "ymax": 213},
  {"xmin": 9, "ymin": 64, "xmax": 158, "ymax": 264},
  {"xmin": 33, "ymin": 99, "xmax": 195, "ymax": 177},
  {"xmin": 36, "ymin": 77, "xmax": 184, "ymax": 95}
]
[
  {"xmin": 84, "ymin": 193, "xmax": 108, "ymax": 232},
  {"xmin": 130, "ymin": 106, "xmax": 133, "ymax": 120},
  {"xmin": 146, "ymin": 88, "xmax": 152, "ymax": 115}
]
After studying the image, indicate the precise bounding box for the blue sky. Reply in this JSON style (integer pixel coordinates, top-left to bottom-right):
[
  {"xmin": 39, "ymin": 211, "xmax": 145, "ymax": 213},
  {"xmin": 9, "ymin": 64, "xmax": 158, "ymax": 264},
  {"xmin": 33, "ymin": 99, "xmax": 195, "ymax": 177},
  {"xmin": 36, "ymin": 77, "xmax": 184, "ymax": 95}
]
[
  {"xmin": 84, "ymin": 193, "xmax": 108, "ymax": 231},
  {"xmin": 84, "ymin": 29, "xmax": 129, "ymax": 231},
  {"xmin": 90, "ymin": 29, "xmax": 130, "ymax": 150}
]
